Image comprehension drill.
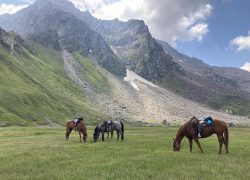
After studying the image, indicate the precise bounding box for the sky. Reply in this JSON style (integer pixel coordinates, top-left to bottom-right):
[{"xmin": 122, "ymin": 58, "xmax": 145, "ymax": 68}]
[{"xmin": 0, "ymin": 0, "xmax": 249, "ymax": 70}]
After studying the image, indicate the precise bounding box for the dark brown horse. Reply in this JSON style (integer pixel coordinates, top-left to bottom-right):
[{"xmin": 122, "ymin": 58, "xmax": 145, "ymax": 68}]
[
  {"xmin": 173, "ymin": 117, "xmax": 229, "ymax": 154},
  {"xmin": 65, "ymin": 118, "xmax": 87, "ymax": 142}
]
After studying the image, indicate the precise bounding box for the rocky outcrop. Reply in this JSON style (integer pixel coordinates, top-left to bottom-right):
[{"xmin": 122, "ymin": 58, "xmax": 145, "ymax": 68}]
[
  {"xmin": 28, "ymin": 30, "xmax": 61, "ymax": 50},
  {"xmin": 0, "ymin": 27, "xmax": 13, "ymax": 48}
]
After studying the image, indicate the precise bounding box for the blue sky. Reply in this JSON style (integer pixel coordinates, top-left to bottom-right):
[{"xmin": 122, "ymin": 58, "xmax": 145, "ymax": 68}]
[
  {"xmin": 177, "ymin": 0, "xmax": 250, "ymax": 68},
  {"xmin": 0, "ymin": 0, "xmax": 249, "ymax": 70}
]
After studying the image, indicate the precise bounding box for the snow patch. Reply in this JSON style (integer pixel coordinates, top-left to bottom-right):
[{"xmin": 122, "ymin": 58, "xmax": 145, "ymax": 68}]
[
  {"xmin": 241, "ymin": 62, "xmax": 250, "ymax": 72},
  {"xmin": 124, "ymin": 69, "xmax": 158, "ymax": 91}
]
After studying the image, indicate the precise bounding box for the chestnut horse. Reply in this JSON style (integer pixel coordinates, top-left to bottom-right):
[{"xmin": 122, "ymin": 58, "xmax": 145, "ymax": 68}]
[
  {"xmin": 173, "ymin": 117, "xmax": 229, "ymax": 154},
  {"xmin": 65, "ymin": 118, "xmax": 87, "ymax": 142}
]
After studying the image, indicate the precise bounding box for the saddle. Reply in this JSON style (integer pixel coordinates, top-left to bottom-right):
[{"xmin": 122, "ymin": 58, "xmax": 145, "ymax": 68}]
[
  {"xmin": 197, "ymin": 117, "xmax": 214, "ymax": 137},
  {"xmin": 73, "ymin": 117, "xmax": 84, "ymax": 131}
]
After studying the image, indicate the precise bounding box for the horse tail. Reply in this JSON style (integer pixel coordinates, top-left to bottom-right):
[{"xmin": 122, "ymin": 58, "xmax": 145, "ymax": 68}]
[
  {"xmin": 224, "ymin": 123, "xmax": 229, "ymax": 153},
  {"xmin": 120, "ymin": 122, "xmax": 124, "ymax": 140}
]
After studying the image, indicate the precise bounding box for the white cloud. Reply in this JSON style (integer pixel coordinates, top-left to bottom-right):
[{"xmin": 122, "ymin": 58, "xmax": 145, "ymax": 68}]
[
  {"xmin": 230, "ymin": 31, "xmax": 250, "ymax": 51},
  {"xmin": 0, "ymin": 0, "xmax": 213, "ymax": 46},
  {"xmin": 69, "ymin": 0, "xmax": 213, "ymax": 46},
  {"xmin": 240, "ymin": 62, "xmax": 250, "ymax": 72},
  {"xmin": 0, "ymin": 3, "xmax": 29, "ymax": 15},
  {"xmin": 69, "ymin": 0, "xmax": 104, "ymax": 11},
  {"xmin": 189, "ymin": 23, "xmax": 208, "ymax": 41}
]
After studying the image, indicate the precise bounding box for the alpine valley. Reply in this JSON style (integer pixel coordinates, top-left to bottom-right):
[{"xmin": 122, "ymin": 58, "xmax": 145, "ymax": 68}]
[{"xmin": 0, "ymin": 0, "xmax": 250, "ymax": 126}]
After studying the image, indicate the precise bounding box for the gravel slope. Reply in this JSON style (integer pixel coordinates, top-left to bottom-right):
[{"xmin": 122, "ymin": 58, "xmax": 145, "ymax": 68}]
[{"xmin": 63, "ymin": 50, "xmax": 250, "ymax": 125}]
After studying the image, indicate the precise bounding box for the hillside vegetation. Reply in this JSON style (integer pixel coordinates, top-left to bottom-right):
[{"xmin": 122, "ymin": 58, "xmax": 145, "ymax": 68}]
[{"xmin": 0, "ymin": 42, "xmax": 107, "ymax": 126}]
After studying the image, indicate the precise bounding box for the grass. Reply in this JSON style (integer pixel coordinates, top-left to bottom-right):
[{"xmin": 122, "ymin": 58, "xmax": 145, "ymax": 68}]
[{"xmin": 0, "ymin": 127, "xmax": 249, "ymax": 180}]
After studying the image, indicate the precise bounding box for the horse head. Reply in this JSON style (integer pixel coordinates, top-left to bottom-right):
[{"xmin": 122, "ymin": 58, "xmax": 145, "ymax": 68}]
[
  {"xmin": 93, "ymin": 126, "xmax": 100, "ymax": 142},
  {"xmin": 83, "ymin": 134, "xmax": 87, "ymax": 142},
  {"xmin": 173, "ymin": 138, "xmax": 181, "ymax": 151}
]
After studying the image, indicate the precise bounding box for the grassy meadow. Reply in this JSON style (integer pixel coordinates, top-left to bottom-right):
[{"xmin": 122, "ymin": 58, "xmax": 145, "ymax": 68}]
[{"xmin": 0, "ymin": 127, "xmax": 250, "ymax": 180}]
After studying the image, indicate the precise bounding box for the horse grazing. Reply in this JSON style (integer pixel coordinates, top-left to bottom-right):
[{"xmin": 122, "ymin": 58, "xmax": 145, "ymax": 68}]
[
  {"xmin": 65, "ymin": 118, "xmax": 87, "ymax": 142},
  {"xmin": 93, "ymin": 121, "xmax": 109, "ymax": 142},
  {"xmin": 173, "ymin": 117, "xmax": 229, "ymax": 154},
  {"xmin": 108, "ymin": 121, "xmax": 124, "ymax": 141},
  {"xmin": 93, "ymin": 120, "xmax": 124, "ymax": 142}
]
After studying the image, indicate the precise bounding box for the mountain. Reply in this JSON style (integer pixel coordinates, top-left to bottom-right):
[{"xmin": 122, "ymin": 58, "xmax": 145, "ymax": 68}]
[
  {"xmin": 158, "ymin": 39, "xmax": 250, "ymax": 93},
  {"xmin": 0, "ymin": 0, "xmax": 179, "ymax": 83},
  {"xmin": 0, "ymin": 0, "xmax": 250, "ymax": 126},
  {"xmin": 158, "ymin": 40, "xmax": 250, "ymax": 115},
  {"xmin": 0, "ymin": 0, "xmax": 125, "ymax": 76},
  {"xmin": 79, "ymin": 12, "xmax": 250, "ymax": 103},
  {"xmin": 0, "ymin": 27, "xmax": 111, "ymax": 126}
]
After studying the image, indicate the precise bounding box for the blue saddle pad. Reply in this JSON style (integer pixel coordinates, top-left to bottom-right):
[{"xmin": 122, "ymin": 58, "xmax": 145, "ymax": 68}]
[{"xmin": 204, "ymin": 117, "xmax": 214, "ymax": 127}]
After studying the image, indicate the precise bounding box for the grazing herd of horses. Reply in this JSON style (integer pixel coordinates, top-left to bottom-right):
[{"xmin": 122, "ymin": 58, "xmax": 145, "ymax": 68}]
[
  {"xmin": 65, "ymin": 116, "xmax": 229, "ymax": 154},
  {"xmin": 65, "ymin": 118, "xmax": 124, "ymax": 143}
]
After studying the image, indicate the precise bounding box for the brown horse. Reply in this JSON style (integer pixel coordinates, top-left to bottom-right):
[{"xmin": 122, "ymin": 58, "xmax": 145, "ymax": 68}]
[
  {"xmin": 65, "ymin": 118, "xmax": 87, "ymax": 142},
  {"xmin": 173, "ymin": 117, "xmax": 229, "ymax": 154}
]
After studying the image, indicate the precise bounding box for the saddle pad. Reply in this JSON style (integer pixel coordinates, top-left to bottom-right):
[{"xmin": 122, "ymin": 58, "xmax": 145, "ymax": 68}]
[{"xmin": 204, "ymin": 117, "xmax": 214, "ymax": 127}]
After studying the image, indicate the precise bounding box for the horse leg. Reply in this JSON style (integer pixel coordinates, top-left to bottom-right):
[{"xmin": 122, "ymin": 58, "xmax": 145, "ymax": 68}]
[
  {"xmin": 222, "ymin": 136, "xmax": 228, "ymax": 153},
  {"xmin": 119, "ymin": 130, "xmax": 124, "ymax": 140},
  {"xmin": 111, "ymin": 131, "xmax": 113, "ymax": 139},
  {"xmin": 79, "ymin": 130, "xmax": 82, "ymax": 142},
  {"xmin": 217, "ymin": 135, "xmax": 224, "ymax": 154},
  {"xmin": 116, "ymin": 130, "xmax": 120, "ymax": 140},
  {"xmin": 66, "ymin": 128, "xmax": 72, "ymax": 141},
  {"xmin": 121, "ymin": 130, "xmax": 124, "ymax": 140},
  {"xmin": 188, "ymin": 138, "xmax": 193, "ymax": 152},
  {"xmin": 224, "ymin": 126, "xmax": 229, "ymax": 153},
  {"xmin": 107, "ymin": 132, "xmax": 109, "ymax": 139},
  {"xmin": 102, "ymin": 131, "xmax": 105, "ymax": 142},
  {"xmin": 194, "ymin": 138, "xmax": 204, "ymax": 153}
]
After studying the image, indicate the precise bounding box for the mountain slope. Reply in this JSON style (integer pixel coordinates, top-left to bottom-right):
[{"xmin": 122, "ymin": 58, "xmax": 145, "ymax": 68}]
[
  {"xmin": 158, "ymin": 40, "xmax": 250, "ymax": 115},
  {"xmin": 0, "ymin": 0, "xmax": 125, "ymax": 76},
  {"xmin": 0, "ymin": 0, "xmax": 250, "ymax": 124},
  {"xmin": 0, "ymin": 26, "xmax": 249, "ymax": 126},
  {"xmin": 0, "ymin": 27, "xmax": 109, "ymax": 126}
]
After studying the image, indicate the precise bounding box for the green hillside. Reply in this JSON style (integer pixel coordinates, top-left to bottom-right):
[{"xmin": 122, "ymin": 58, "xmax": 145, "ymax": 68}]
[
  {"xmin": 0, "ymin": 41, "xmax": 107, "ymax": 126},
  {"xmin": 207, "ymin": 95, "xmax": 250, "ymax": 116}
]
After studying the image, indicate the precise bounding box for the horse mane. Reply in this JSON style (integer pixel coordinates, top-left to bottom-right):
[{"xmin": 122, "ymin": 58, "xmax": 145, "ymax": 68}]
[{"xmin": 175, "ymin": 120, "xmax": 192, "ymax": 139}]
